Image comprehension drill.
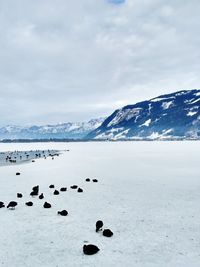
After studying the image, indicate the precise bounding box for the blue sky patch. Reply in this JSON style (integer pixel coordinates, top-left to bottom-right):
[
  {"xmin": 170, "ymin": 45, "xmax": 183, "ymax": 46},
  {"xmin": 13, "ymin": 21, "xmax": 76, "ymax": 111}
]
[{"xmin": 108, "ymin": 0, "xmax": 125, "ymax": 4}]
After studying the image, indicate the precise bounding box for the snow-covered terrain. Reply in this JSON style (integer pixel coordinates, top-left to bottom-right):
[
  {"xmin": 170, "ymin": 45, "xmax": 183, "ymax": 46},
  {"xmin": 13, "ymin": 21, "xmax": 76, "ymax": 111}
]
[
  {"xmin": 87, "ymin": 89, "xmax": 200, "ymax": 140},
  {"xmin": 0, "ymin": 141, "xmax": 200, "ymax": 267},
  {"xmin": 0, "ymin": 118, "xmax": 104, "ymax": 140}
]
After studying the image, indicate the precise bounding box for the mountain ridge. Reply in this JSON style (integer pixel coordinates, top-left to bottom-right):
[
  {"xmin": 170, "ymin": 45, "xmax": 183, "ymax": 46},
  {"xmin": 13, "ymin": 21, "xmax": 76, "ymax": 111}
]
[
  {"xmin": 0, "ymin": 118, "xmax": 105, "ymax": 140},
  {"xmin": 87, "ymin": 89, "xmax": 200, "ymax": 140}
]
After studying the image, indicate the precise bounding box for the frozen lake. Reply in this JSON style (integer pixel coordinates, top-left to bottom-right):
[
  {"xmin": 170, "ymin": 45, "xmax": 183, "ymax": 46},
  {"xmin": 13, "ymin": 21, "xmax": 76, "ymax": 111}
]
[{"xmin": 0, "ymin": 141, "xmax": 200, "ymax": 267}]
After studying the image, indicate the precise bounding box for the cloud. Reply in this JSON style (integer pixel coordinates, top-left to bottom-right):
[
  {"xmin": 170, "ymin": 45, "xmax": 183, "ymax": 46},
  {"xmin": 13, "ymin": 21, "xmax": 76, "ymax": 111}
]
[{"xmin": 0, "ymin": 0, "xmax": 199, "ymax": 125}]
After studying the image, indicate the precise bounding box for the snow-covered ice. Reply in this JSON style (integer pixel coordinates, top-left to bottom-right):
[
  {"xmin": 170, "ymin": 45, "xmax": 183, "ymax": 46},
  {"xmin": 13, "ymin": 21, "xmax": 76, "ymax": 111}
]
[{"xmin": 0, "ymin": 141, "xmax": 200, "ymax": 267}]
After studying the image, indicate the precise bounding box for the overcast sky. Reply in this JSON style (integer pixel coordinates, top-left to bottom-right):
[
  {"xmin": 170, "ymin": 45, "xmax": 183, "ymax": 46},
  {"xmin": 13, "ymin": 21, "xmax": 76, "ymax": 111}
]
[{"xmin": 0, "ymin": 0, "xmax": 200, "ymax": 126}]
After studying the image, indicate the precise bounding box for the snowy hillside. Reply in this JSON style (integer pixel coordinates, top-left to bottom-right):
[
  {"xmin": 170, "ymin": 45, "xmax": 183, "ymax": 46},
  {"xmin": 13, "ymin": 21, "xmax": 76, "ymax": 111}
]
[
  {"xmin": 0, "ymin": 118, "xmax": 104, "ymax": 140},
  {"xmin": 87, "ymin": 89, "xmax": 200, "ymax": 140}
]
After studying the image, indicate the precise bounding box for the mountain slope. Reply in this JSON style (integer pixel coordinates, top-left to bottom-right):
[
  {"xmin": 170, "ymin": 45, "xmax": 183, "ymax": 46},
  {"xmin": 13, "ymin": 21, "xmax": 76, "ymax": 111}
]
[
  {"xmin": 0, "ymin": 118, "xmax": 104, "ymax": 140},
  {"xmin": 87, "ymin": 90, "xmax": 200, "ymax": 140}
]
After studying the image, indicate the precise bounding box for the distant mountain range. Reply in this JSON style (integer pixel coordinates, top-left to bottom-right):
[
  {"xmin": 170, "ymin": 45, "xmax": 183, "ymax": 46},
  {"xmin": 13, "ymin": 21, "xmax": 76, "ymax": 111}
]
[
  {"xmin": 1, "ymin": 89, "xmax": 200, "ymax": 141},
  {"xmin": 0, "ymin": 118, "xmax": 104, "ymax": 140},
  {"xmin": 87, "ymin": 89, "xmax": 200, "ymax": 140}
]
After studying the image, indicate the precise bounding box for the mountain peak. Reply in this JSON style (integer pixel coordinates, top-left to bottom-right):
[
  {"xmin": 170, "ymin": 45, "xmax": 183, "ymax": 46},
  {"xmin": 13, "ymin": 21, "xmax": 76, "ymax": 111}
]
[
  {"xmin": 0, "ymin": 118, "xmax": 105, "ymax": 140},
  {"xmin": 87, "ymin": 89, "xmax": 200, "ymax": 140}
]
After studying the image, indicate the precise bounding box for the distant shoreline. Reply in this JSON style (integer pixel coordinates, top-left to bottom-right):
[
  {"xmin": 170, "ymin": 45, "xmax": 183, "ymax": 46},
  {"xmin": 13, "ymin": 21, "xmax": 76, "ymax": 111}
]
[{"xmin": 0, "ymin": 138, "xmax": 200, "ymax": 143}]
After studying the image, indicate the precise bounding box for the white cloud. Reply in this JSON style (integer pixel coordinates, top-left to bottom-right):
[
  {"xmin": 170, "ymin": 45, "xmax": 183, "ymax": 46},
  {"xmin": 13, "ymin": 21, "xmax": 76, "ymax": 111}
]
[{"xmin": 0, "ymin": 0, "xmax": 199, "ymax": 125}]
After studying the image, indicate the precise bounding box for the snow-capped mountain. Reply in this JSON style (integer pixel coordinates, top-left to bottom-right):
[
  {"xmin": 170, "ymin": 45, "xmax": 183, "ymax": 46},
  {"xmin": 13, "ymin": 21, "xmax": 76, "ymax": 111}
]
[
  {"xmin": 87, "ymin": 90, "xmax": 200, "ymax": 140},
  {"xmin": 0, "ymin": 118, "xmax": 104, "ymax": 140}
]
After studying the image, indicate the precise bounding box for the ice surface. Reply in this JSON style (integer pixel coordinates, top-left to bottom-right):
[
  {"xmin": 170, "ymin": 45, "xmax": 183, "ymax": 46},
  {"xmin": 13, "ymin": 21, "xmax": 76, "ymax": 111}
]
[{"xmin": 0, "ymin": 142, "xmax": 200, "ymax": 267}]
